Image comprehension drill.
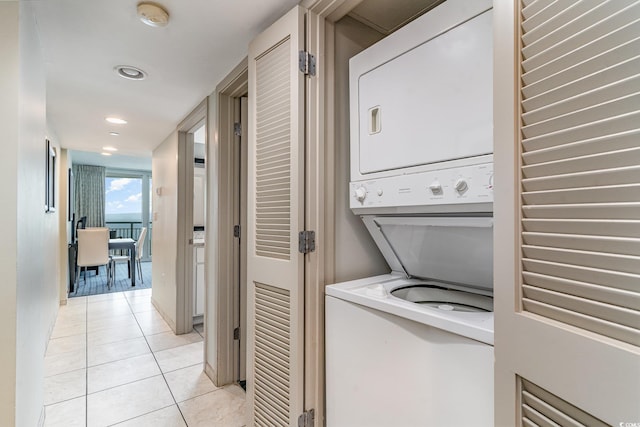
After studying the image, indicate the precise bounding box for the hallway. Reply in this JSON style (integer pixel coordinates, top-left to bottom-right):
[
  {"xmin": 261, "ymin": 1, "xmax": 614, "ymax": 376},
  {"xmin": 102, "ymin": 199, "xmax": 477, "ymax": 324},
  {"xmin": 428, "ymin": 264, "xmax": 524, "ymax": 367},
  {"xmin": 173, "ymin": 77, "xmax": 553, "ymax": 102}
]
[{"xmin": 44, "ymin": 289, "xmax": 245, "ymax": 426}]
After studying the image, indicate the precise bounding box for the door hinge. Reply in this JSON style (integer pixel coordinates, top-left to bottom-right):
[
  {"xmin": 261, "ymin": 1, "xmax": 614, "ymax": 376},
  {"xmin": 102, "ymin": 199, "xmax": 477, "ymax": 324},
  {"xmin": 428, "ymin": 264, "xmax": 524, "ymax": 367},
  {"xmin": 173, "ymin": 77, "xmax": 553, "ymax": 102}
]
[
  {"xmin": 298, "ymin": 50, "xmax": 316, "ymax": 76},
  {"xmin": 234, "ymin": 122, "xmax": 242, "ymax": 137},
  {"xmin": 298, "ymin": 409, "xmax": 315, "ymax": 427},
  {"xmin": 233, "ymin": 225, "xmax": 240, "ymax": 238},
  {"xmin": 233, "ymin": 327, "xmax": 240, "ymax": 340},
  {"xmin": 298, "ymin": 230, "xmax": 316, "ymax": 254}
]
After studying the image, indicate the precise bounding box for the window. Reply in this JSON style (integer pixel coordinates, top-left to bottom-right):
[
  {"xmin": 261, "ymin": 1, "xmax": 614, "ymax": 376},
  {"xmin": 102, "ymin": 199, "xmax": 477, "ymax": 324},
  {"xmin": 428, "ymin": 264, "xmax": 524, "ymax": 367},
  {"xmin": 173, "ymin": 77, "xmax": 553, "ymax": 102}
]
[
  {"xmin": 104, "ymin": 170, "xmax": 152, "ymax": 259},
  {"xmin": 105, "ymin": 176, "xmax": 142, "ymax": 224}
]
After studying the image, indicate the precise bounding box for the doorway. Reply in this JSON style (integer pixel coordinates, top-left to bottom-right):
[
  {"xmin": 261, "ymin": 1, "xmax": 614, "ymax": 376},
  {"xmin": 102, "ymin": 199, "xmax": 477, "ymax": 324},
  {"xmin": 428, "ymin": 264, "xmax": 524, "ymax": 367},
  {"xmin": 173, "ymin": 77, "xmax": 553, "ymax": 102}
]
[
  {"xmin": 205, "ymin": 60, "xmax": 249, "ymax": 388},
  {"xmin": 175, "ymin": 100, "xmax": 207, "ymax": 335}
]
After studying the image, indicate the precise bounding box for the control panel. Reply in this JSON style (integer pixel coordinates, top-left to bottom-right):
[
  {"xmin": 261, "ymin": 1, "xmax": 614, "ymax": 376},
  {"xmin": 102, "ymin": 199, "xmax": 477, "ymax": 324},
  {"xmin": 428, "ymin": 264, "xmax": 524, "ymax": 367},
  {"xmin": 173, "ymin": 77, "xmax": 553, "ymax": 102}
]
[{"xmin": 350, "ymin": 162, "xmax": 493, "ymax": 210}]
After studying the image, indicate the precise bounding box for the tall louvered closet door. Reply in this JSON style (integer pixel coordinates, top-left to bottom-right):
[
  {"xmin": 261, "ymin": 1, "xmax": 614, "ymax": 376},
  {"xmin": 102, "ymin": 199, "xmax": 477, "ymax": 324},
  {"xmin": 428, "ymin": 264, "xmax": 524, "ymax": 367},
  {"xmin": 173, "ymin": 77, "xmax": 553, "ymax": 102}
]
[
  {"xmin": 247, "ymin": 6, "xmax": 305, "ymax": 427},
  {"xmin": 494, "ymin": 0, "xmax": 640, "ymax": 425}
]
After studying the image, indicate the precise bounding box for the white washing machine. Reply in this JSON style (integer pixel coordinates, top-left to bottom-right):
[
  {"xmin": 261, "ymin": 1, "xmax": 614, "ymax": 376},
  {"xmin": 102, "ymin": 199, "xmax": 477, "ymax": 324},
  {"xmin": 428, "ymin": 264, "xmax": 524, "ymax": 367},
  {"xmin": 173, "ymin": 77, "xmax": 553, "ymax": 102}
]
[
  {"xmin": 325, "ymin": 208, "xmax": 494, "ymax": 427},
  {"xmin": 326, "ymin": 0, "xmax": 494, "ymax": 425}
]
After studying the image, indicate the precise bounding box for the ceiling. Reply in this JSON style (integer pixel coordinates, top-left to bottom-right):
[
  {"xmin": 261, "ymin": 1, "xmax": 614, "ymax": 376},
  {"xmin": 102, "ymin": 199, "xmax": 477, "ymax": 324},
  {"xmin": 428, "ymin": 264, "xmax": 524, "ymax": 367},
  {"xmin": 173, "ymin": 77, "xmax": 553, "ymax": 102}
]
[{"xmin": 33, "ymin": 0, "xmax": 299, "ymax": 164}]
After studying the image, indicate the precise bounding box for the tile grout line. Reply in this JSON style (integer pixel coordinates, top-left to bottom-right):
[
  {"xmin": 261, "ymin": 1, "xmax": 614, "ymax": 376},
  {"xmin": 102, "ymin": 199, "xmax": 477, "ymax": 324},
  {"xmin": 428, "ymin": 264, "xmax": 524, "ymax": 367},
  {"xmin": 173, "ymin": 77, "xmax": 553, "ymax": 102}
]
[
  {"xmin": 85, "ymin": 295, "xmax": 89, "ymax": 427},
  {"xmin": 105, "ymin": 404, "xmax": 177, "ymax": 427},
  {"xmin": 124, "ymin": 291, "xmax": 191, "ymax": 427}
]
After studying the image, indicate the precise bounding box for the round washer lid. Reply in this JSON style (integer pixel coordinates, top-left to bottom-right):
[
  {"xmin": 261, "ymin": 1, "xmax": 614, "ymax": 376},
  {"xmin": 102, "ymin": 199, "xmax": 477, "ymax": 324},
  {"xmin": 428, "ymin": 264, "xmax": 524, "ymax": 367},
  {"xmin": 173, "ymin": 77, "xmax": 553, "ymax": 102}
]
[{"xmin": 391, "ymin": 285, "xmax": 493, "ymax": 312}]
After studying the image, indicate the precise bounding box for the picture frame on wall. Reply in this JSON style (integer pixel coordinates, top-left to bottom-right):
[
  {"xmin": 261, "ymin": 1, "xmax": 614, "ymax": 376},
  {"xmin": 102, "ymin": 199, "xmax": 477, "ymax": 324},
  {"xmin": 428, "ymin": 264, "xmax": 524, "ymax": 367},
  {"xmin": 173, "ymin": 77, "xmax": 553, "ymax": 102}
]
[{"xmin": 45, "ymin": 139, "xmax": 56, "ymax": 213}]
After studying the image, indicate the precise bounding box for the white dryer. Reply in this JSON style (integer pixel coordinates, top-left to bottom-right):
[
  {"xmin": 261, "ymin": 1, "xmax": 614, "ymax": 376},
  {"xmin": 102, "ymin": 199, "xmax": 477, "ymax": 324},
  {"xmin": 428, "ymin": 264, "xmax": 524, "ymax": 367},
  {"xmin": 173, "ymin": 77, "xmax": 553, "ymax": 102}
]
[{"xmin": 326, "ymin": 0, "xmax": 494, "ymax": 425}]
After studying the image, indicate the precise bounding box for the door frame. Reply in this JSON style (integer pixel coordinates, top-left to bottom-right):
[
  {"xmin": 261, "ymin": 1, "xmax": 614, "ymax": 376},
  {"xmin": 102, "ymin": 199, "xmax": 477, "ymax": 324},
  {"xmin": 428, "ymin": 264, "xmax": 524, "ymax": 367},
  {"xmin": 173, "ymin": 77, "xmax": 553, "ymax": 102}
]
[
  {"xmin": 176, "ymin": 100, "xmax": 207, "ymax": 335},
  {"xmin": 206, "ymin": 59, "xmax": 248, "ymax": 386}
]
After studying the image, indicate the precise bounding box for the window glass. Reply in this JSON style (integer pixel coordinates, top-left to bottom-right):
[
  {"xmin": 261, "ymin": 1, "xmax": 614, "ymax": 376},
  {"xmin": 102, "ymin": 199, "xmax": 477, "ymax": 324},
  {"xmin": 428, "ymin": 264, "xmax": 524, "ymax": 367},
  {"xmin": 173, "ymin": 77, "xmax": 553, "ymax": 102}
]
[{"xmin": 105, "ymin": 176, "xmax": 143, "ymax": 239}]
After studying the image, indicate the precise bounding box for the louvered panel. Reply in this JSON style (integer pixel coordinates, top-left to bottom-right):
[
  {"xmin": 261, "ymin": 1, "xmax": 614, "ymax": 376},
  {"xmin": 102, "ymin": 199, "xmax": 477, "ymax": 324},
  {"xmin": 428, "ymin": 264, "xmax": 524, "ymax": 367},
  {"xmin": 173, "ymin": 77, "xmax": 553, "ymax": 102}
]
[
  {"xmin": 523, "ymin": 246, "xmax": 640, "ymax": 275},
  {"xmin": 520, "ymin": 0, "xmax": 640, "ymax": 346},
  {"xmin": 522, "ymin": 0, "xmax": 607, "ymax": 47},
  {"xmin": 522, "ymin": 147, "xmax": 640, "ymax": 178},
  {"xmin": 522, "ymin": 18, "xmax": 640, "ymax": 83},
  {"xmin": 522, "ymin": 111, "xmax": 640, "ymax": 152},
  {"xmin": 522, "ymin": 166, "xmax": 640, "ymax": 192},
  {"xmin": 520, "ymin": 379, "xmax": 610, "ymax": 427},
  {"xmin": 523, "ymin": 285, "xmax": 640, "ymax": 330},
  {"xmin": 523, "ymin": 257, "xmax": 639, "ymax": 294},
  {"xmin": 521, "ymin": 92, "xmax": 640, "ymax": 139},
  {"xmin": 254, "ymin": 283, "xmax": 290, "ymax": 427},
  {"xmin": 522, "ymin": 4, "xmax": 640, "ymax": 71},
  {"xmin": 523, "ymin": 0, "xmax": 638, "ymax": 58},
  {"xmin": 523, "ymin": 272, "xmax": 640, "ymax": 311},
  {"xmin": 255, "ymin": 38, "xmax": 291, "ymax": 261},
  {"xmin": 523, "ymin": 299, "xmax": 640, "ymax": 345},
  {"xmin": 522, "ymin": 51, "xmax": 640, "ymax": 107},
  {"xmin": 522, "ymin": 184, "xmax": 640, "ymax": 205},
  {"xmin": 522, "ymin": 203, "xmax": 640, "ymax": 219},
  {"xmin": 521, "ymin": 0, "xmax": 554, "ymax": 21},
  {"xmin": 523, "ymin": 73, "xmax": 640, "ymax": 123},
  {"xmin": 523, "ymin": 232, "xmax": 640, "ymax": 255},
  {"xmin": 522, "ymin": 219, "xmax": 640, "ymax": 237},
  {"xmin": 522, "ymin": 129, "xmax": 640, "ymax": 164},
  {"xmin": 521, "ymin": 1, "xmax": 569, "ymax": 34}
]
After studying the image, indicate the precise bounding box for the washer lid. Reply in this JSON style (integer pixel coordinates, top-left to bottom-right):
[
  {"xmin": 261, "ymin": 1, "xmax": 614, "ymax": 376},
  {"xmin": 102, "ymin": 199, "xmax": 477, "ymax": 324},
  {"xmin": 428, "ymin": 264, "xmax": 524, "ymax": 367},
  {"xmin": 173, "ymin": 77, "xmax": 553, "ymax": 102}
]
[
  {"xmin": 361, "ymin": 216, "xmax": 493, "ymax": 291},
  {"xmin": 391, "ymin": 284, "xmax": 493, "ymax": 312}
]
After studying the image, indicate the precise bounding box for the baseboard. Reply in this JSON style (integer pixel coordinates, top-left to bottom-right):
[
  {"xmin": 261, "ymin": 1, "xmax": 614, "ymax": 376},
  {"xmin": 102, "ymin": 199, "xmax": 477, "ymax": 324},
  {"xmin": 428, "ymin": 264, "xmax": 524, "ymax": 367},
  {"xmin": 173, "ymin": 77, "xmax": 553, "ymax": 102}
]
[
  {"xmin": 38, "ymin": 405, "xmax": 45, "ymax": 427},
  {"xmin": 204, "ymin": 362, "xmax": 219, "ymax": 387},
  {"xmin": 151, "ymin": 297, "xmax": 177, "ymax": 332},
  {"xmin": 193, "ymin": 314, "xmax": 204, "ymax": 325}
]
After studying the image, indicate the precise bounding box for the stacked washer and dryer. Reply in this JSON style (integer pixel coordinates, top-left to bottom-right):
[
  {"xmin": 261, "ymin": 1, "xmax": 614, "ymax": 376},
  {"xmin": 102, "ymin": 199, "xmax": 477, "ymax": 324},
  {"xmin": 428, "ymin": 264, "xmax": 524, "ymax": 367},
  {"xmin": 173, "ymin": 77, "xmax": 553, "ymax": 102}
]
[{"xmin": 325, "ymin": 0, "xmax": 494, "ymax": 426}]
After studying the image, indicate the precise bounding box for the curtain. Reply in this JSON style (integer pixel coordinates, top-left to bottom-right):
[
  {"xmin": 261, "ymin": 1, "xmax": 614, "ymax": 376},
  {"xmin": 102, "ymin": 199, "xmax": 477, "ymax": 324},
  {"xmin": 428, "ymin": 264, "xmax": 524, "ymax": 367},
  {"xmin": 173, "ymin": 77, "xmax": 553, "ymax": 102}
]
[{"xmin": 73, "ymin": 164, "xmax": 105, "ymax": 227}]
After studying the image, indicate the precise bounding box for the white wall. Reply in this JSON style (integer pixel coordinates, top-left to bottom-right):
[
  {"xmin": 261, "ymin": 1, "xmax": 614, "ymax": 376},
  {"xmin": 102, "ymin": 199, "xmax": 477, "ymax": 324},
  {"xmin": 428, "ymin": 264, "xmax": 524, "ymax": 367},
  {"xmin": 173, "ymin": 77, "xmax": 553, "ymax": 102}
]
[
  {"xmin": 332, "ymin": 16, "xmax": 389, "ymax": 282},
  {"xmin": 0, "ymin": 4, "xmax": 20, "ymax": 424},
  {"xmin": 0, "ymin": 2, "xmax": 61, "ymax": 425},
  {"xmin": 151, "ymin": 131, "xmax": 179, "ymax": 330}
]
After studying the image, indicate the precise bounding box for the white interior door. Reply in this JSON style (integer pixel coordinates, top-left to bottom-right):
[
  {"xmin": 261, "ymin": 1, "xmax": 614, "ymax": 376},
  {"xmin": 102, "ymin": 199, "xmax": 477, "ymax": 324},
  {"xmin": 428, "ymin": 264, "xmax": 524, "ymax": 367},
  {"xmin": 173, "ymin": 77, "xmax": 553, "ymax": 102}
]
[
  {"xmin": 494, "ymin": 1, "xmax": 640, "ymax": 425},
  {"xmin": 247, "ymin": 6, "xmax": 306, "ymax": 426}
]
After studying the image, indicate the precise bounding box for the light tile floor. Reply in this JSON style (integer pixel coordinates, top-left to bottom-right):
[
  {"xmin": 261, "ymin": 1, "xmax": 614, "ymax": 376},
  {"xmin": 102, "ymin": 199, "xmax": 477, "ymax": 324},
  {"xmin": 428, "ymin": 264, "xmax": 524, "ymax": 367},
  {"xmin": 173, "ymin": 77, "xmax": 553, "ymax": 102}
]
[{"xmin": 44, "ymin": 289, "xmax": 246, "ymax": 427}]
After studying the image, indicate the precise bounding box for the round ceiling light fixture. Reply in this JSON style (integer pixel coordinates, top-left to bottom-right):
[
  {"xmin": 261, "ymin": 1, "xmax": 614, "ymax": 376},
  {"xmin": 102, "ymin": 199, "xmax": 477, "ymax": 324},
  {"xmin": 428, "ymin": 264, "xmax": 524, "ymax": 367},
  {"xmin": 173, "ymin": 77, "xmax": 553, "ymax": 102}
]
[
  {"xmin": 109, "ymin": 132, "xmax": 120, "ymax": 136},
  {"xmin": 137, "ymin": 2, "xmax": 169, "ymax": 27},
  {"xmin": 106, "ymin": 117, "xmax": 127, "ymax": 125},
  {"xmin": 115, "ymin": 65, "xmax": 147, "ymax": 80},
  {"xmin": 101, "ymin": 152, "xmax": 113, "ymax": 157},
  {"xmin": 102, "ymin": 146, "xmax": 118, "ymax": 152}
]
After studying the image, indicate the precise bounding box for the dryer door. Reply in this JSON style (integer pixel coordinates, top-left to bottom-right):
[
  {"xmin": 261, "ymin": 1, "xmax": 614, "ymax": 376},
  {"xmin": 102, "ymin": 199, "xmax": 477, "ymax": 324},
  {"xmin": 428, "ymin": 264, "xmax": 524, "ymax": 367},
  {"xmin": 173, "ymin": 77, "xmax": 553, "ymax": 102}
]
[{"xmin": 351, "ymin": 6, "xmax": 493, "ymax": 179}]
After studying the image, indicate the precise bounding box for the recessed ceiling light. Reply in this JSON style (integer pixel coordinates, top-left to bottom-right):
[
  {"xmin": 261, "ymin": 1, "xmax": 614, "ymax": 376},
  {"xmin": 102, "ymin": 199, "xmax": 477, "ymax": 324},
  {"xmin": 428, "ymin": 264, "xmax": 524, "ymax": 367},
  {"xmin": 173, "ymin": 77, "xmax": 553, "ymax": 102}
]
[
  {"xmin": 115, "ymin": 65, "xmax": 147, "ymax": 80},
  {"xmin": 106, "ymin": 117, "xmax": 127, "ymax": 125},
  {"xmin": 109, "ymin": 132, "xmax": 120, "ymax": 136},
  {"xmin": 103, "ymin": 146, "xmax": 118, "ymax": 152},
  {"xmin": 101, "ymin": 152, "xmax": 112, "ymax": 156},
  {"xmin": 137, "ymin": 3, "xmax": 170, "ymax": 27}
]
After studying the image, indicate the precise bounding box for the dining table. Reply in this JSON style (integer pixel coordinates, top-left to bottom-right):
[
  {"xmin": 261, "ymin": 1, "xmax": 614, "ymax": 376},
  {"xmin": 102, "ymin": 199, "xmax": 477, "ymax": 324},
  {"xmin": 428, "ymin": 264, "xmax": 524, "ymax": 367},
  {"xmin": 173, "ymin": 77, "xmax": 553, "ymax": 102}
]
[{"xmin": 109, "ymin": 238, "xmax": 136, "ymax": 286}]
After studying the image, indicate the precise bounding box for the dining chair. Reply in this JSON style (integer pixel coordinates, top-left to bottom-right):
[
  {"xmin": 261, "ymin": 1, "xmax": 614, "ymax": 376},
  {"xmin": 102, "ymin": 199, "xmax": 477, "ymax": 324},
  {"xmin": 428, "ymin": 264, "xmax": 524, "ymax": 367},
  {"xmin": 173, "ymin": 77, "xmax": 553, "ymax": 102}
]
[
  {"xmin": 111, "ymin": 227, "xmax": 147, "ymax": 284},
  {"xmin": 76, "ymin": 227, "xmax": 112, "ymax": 289}
]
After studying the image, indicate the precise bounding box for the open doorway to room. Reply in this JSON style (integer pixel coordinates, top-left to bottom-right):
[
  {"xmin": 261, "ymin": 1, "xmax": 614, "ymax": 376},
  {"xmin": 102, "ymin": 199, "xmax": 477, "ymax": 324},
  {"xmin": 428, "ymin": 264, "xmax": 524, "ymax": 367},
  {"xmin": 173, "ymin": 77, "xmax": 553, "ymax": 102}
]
[
  {"xmin": 69, "ymin": 152, "xmax": 153, "ymax": 298},
  {"xmin": 192, "ymin": 122, "xmax": 207, "ymax": 328},
  {"xmin": 205, "ymin": 61, "xmax": 248, "ymax": 391}
]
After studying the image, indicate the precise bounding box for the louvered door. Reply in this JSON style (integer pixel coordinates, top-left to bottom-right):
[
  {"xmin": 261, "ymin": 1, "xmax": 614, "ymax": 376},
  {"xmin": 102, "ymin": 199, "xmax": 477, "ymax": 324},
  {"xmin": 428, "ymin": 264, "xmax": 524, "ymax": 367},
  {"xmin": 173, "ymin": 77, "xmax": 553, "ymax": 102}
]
[
  {"xmin": 247, "ymin": 6, "xmax": 305, "ymax": 427},
  {"xmin": 494, "ymin": 0, "xmax": 640, "ymax": 425}
]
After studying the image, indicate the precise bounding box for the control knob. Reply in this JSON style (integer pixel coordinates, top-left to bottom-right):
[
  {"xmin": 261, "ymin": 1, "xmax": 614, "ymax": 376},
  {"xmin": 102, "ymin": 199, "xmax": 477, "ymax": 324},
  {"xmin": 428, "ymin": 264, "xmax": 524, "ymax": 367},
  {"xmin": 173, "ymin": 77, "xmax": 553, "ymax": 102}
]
[
  {"xmin": 429, "ymin": 181, "xmax": 442, "ymax": 194},
  {"xmin": 454, "ymin": 178, "xmax": 468, "ymax": 193},
  {"xmin": 354, "ymin": 186, "xmax": 367, "ymax": 202}
]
